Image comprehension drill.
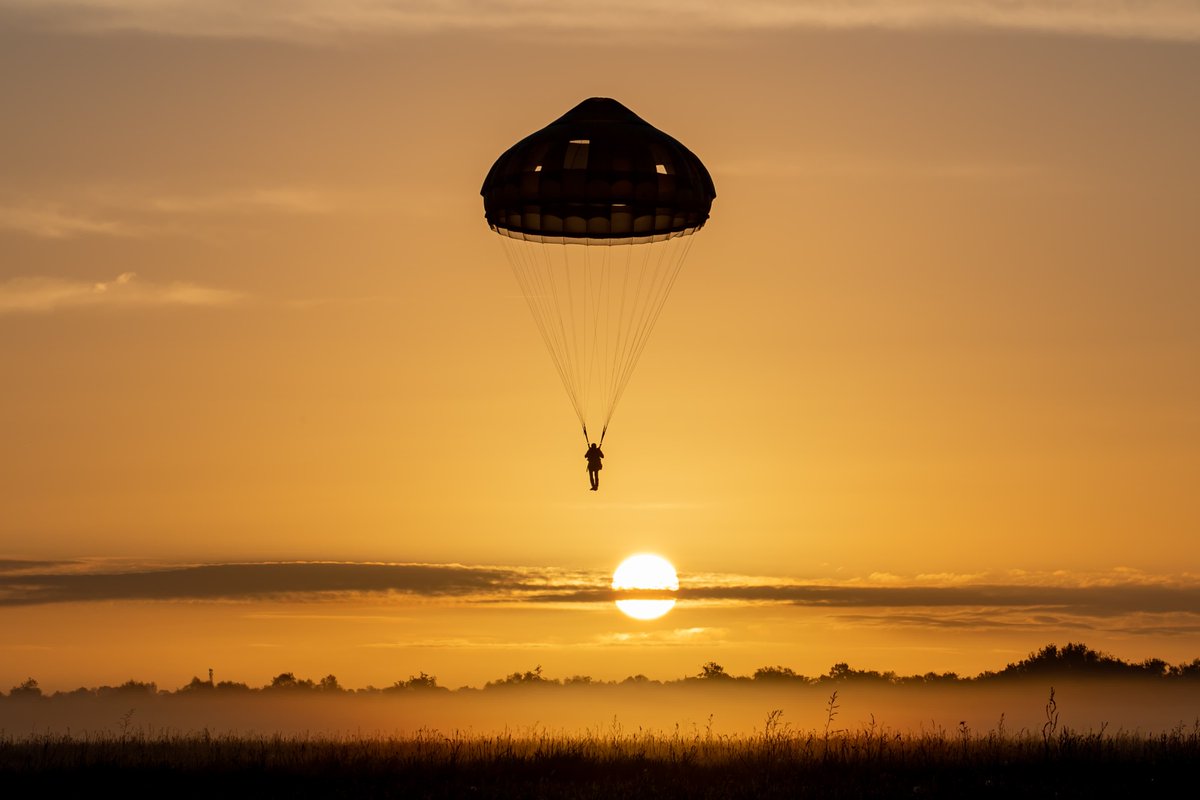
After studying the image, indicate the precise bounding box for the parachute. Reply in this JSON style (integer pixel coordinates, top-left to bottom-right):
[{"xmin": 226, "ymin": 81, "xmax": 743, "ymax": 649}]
[{"xmin": 481, "ymin": 98, "xmax": 716, "ymax": 444}]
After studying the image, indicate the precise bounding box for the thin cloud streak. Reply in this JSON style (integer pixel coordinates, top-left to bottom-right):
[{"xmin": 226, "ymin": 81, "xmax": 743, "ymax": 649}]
[
  {"xmin": 0, "ymin": 205, "xmax": 136, "ymax": 239},
  {"xmin": 3, "ymin": 561, "xmax": 1200, "ymax": 625},
  {"xmin": 832, "ymin": 609, "xmax": 1200, "ymax": 637},
  {"xmin": 142, "ymin": 188, "xmax": 336, "ymax": 216},
  {"xmin": 0, "ymin": 562, "xmax": 528, "ymax": 606},
  {"xmin": 0, "ymin": 272, "xmax": 243, "ymax": 314},
  {"xmin": 4, "ymin": 1, "xmax": 1200, "ymax": 42},
  {"xmin": 0, "ymin": 559, "xmax": 80, "ymax": 575},
  {"xmin": 0, "ymin": 188, "xmax": 337, "ymax": 241}
]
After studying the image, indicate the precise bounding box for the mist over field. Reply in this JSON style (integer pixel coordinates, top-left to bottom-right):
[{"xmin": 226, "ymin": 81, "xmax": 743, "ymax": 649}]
[{"xmin": 4, "ymin": 679, "xmax": 1197, "ymax": 739}]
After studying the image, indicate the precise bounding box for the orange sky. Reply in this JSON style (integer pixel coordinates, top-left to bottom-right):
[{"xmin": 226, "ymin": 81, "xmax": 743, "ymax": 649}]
[{"xmin": 1, "ymin": 3, "xmax": 1198, "ymax": 692}]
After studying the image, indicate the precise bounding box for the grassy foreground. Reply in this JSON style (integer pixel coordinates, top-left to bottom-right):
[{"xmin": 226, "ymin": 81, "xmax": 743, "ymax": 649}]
[{"xmin": 3, "ymin": 721, "xmax": 1198, "ymax": 799}]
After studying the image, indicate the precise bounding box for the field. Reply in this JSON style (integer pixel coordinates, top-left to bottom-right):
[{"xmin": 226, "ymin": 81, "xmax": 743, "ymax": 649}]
[
  {"xmin": 4, "ymin": 715, "xmax": 1198, "ymax": 798},
  {"xmin": 7, "ymin": 647, "xmax": 1200, "ymax": 796}
]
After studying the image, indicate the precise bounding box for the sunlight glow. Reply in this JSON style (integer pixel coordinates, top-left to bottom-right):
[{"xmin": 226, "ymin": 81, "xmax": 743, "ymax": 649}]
[{"xmin": 612, "ymin": 554, "xmax": 678, "ymax": 620}]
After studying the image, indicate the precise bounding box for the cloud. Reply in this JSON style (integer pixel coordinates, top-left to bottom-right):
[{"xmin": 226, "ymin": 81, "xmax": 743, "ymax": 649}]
[
  {"xmin": 142, "ymin": 188, "xmax": 335, "ymax": 216},
  {"xmin": 831, "ymin": 608, "xmax": 1200, "ymax": 637},
  {"xmin": 4, "ymin": 560, "xmax": 1200, "ymax": 626},
  {"xmin": 364, "ymin": 638, "xmax": 562, "ymax": 650},
  {"xmin": 677, "ymin": 583, "xmax": 1200, "ymax": 616},
  {"xmin": 0, "ymin": 561, "xmax": 583, "ymax": 606},
  {"xmin": 0, "ymin": 205, "xmax": 136, "ymax": 239},
  {"xmin": 3, "ymin": 1, "xmax": 1200, "ymax": 42},
  {"xmin": 594, "ymin": 627, "xmax": 726, "ymax": 647},
  {"xmin": 0, "ymin": 188, "xmax": 336, "ymax": 241},
  {"xmin": 0, "ymin": 272, "xmax": 243, "ymax": 314},
  {"xmin": 0, "ymin": 559, "xmax": 80, "ymax": 575}
]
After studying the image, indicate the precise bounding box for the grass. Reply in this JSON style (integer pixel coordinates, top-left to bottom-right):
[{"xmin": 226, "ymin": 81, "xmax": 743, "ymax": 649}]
[{"xmin": 3, "ymin": 712, "xmax": 1198, "ymax": 798}]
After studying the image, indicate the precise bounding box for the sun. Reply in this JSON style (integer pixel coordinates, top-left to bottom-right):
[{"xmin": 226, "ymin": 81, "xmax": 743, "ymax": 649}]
[{"xmin": 612, "ymin": 554, "xmax": 679, "ymax": 620}]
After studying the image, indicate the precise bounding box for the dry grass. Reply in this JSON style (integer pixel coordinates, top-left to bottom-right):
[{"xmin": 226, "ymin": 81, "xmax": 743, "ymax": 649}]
[{"xmin": 3, "ymin": 712, "xmax": 1198, "ymax": 798}]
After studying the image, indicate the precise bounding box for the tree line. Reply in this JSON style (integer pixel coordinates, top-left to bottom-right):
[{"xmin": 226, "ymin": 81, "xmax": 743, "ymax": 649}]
[{"xmin": 7, "ymin": 642, "xmax": 1200, "ymax": 699}]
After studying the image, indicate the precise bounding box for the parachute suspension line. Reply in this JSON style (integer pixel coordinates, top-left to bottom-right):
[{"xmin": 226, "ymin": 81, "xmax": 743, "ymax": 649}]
[
  {"xmin": 604, "ymin": 239, "xmax": 658, "ymax": 427},
  {"xmin": 524, "ymin": 238, "xmax": 580, "ymax": 422},
  {"xmin": 604, "ymin": 241, "xmax": 636, "ymax": 436},
  {"xmin": 502, "ymin": 238, "xmax": 557, "ymax": 382},
  {"xmin": 501, "ymin": 236, "xmax": 586, "ymax": 432},
  {"xmin": 503, "ymin": 238, "xmax": 577, "ymax": 424},
  {"xmin": 564, "ymin": 241, "xmax": 584, "ymax": 417},
  {"xmin": 541, "ymin": 236, "xmax": 587, "ymax": 427},
  {"xmin": 585, "ymin": 243, "xmax": 608, "ymax": 424},
  {"xmin": 615, "ymin": 236, "xmax": 694, "ymax": 415},
  {"xmin": 501, "ymin": 231, "xmax": 700, "ymax": 443},
  {"xmin": 603, "ymin": 239, "xmax": 654, "ymax": 430},
  {"xmin": 603, "ymin": 238, "xmax": 659, "ymax": 435},
  {"xmin": 582, "ymin": 240, "xmax": 598, "ymax": 423},
  {"xmin": 602, "ymin": 234, "xmax": 695, "ymax": 435},
  {"xmin": 603, "ymin": 239, "xmax": 661, "ymax": 433}
]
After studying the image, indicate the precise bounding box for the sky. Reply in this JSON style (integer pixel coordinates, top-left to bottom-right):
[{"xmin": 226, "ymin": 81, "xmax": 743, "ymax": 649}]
[{"xmin": 1, "ymin": 1, "xmax": 1198, "ymax": 694}]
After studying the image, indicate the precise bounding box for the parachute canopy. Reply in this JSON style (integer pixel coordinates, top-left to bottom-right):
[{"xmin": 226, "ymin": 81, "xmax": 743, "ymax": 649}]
[
  {"xmin": 481, "ymin": 97, "xmax": 715, "ymax": 243},
  {"xmin": 482, "ymin": 99, "xmax": 715, "ymax": 443}
]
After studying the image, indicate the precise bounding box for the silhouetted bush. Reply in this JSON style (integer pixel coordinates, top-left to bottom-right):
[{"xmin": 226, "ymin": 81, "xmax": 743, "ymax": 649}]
[
  {"xmin": 485, "ymin": 665, "xmax": 555, "ymax": 689},
  {"xmin": 8, "ymin": 678, "xmax": 42, "ymax": 699},
  {"xmin": 752, "ymin": 665, "xmax": 809, "ymax": 683},
  {"xmin": 383, "ymin": 672, "xmax": 446, "ymax": 693},
  {"xmin": 988, "ymin": 643, "xmax": 1177, "ymax": 681},
  {"xmin": 697, "ymin": 662, "xmax": 733, "ymax": 680}
]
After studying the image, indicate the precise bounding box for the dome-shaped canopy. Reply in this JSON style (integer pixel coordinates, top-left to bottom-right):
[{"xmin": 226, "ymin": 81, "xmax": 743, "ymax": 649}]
[{"xmin": 481, "ymin": 98, "xmax": 716, "ymax": 242}]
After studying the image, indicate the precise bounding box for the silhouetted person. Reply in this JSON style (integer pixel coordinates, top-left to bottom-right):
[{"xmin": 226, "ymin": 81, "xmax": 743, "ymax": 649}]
[{"xmin": 585, "ymin": 442, "xmax": 604, "ymax": 491}]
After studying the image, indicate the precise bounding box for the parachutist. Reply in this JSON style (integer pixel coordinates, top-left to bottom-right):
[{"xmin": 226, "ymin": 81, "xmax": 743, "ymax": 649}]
[{"xmin": 585, "ymin": 442, "xmax": 604, "ymax": 491}]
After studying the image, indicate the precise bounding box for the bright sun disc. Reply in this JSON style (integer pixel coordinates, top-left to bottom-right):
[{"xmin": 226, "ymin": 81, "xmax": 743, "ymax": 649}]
[{"xmin": 613, "ymin": 554, "xmax": 678, "ymax": 620}]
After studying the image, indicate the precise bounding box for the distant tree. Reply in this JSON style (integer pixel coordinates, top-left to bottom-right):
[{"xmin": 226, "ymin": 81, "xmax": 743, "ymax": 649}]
[
  {"xmin": 318, "ymin": 674, "xmax": 343, "ymax": 692},
  {"xmin": 99, "ymin": 680, "xmax": 158, "ymax": 696},
  {"xmin": 621, "ymin": 674, "xmax": 655, "ymax": 685},
  {"xmin": 268, "ymin": 672, "xmax": 315, "ymax": 691},
  {"xmin": 993, "ymin": 643, "xmax": 1148, "ymax": 680},
  {"xmin": 698, "ymin": 662, "xmax": 732, "ymax": 680},
  {"xmin": 563, "ymin": 675, "xmax": 597, "ymax": 686},
  {"xmin": 405, "ymin": 672, "xmax": 441, "ymax": 690},
  {"xmin": 1172, "ymin": 658, "xmax": 1200, "ymax": 679},
  {"xmin": 215, "ymin": 680, "xmax": 251, "ymax": 692},
  {"xmin": 753, "ymin": 666, "xmax": 806, "ymax": 682},
  {"xmin": 822, "ymin": 663, "xmax": 892, "ymax": 683},
  {"xmin": 1138, "ymin": 659, "xmax": 1169, "ymax": 678},
  {"xmin": 271, "ymin": 672, "xmax": 298, "ymax": 689},
  {"xmin": 180, "ymin": 676, "xmax": 215, "ymax": 692},
  {"xmin": 9, "ymin": 678, "xmax": 42, "ymax": 698},
  {"xmin": 486, "ymin": 665, "xmax": 553, "ymax": 688},
  {"xmin": 385, "ymin": 672, "xmax": 444, "ymax": 692},
  {"xmin": 896, "ymin": 671, "xmax": 961, "ymax": 685},
  {"xmin": 827, "ymin": 662, "xmax": 852, "ymax": 681}
]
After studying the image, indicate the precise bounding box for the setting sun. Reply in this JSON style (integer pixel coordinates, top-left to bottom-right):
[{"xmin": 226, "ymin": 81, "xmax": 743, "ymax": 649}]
[{"xmin": 612, "ymin": 554, "xmax": 679, "ymax": 620}]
